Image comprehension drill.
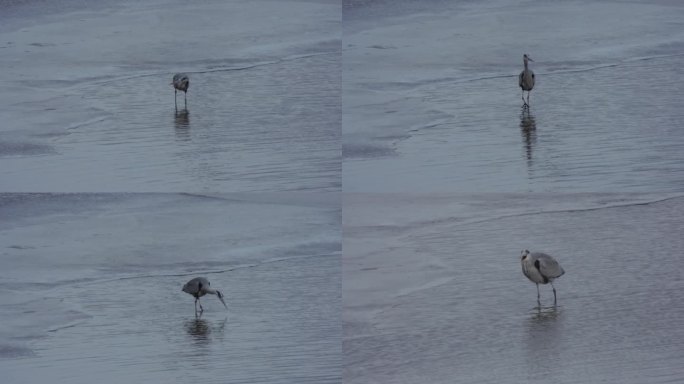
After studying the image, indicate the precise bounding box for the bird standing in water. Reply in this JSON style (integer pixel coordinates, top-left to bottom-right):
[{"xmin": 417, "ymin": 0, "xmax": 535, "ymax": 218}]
[
  {"xmin": 172, "ymin": 73, "xmax": 189, "ymax": 110},
  {"xmin": 518, "ymin": 54, "xmax": 535, "ymax": 107},
  {"xmin": 520, "ymin": 250, "xmax": 564, "ymax": 305},
  {"xmin": 182, "ymin": 277, "xmax": 227, "ymax": 314}
]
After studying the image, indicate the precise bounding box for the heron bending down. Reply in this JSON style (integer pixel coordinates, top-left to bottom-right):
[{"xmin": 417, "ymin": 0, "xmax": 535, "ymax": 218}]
[
  {"xmin": 182, "ymin": 277, "xmax": 227, "ymax": 313},
  {"xmin": 518, "ymin": 54, "xmax": 535, "ymax": 107},
  {"xmin": 520, "ymin": 250, "xmax": 564, "ymax": 304},
  {"xmin": 172, "ymin": 73, "xmax": 189, "ymax": 109}
]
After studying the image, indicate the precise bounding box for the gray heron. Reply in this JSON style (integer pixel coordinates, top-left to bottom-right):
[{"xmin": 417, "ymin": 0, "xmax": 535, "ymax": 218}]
[
  {"xmin": 518, "ymin": 54, "xmax": 535, "ymax": 107},
  {"xmin": 172, "ymin": 73, "xmax": 189, "ymax": 109},
  {"xmin": 520, "ymin": 250, "xmax": 564, "ymax": 304},
  {"xmin": 182, "ymin": 277, "xmax": 227, "ymax": 314}
]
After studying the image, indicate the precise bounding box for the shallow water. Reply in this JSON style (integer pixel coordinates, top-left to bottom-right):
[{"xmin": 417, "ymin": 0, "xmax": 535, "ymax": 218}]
[
  {"xmin": 342, "ymin": 0, "xmax": 684, "ymax": 192},
  {"xmin": 0, "ymin": 193, "xmax": 341, "ymax": 383},
  {"xmin": 343, "ymin": 193, "xmax": 684, "ymax": 383},
  {"xmin": 3, "ymin": 0, "xmax": 684, "ymax": 382},
  {"xmin": 0, "ymin": 0, "xmax": 341, "ymax": 192}
]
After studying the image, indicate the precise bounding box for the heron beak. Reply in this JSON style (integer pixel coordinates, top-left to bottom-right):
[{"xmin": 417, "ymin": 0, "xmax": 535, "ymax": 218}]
[
  {"xmin": 217, "ymin": 291, "xmax": 228, "ymax": 309},
  {"xmin": 528, "ymin": 57, "xmax": 534, "ymax": 62}
]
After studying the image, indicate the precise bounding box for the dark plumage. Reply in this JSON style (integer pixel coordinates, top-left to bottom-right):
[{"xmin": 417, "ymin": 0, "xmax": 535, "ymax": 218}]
[
  {"xmin": 172, "ymin": 73, "xmax": 189, "ymax": 109},
  {"xmin": 518, "ymin": 54, "xmax": 535, "ymax": 106},
  {"xmin": 182, "ymin": 277, "xmax": 227, "ymax": 314}
]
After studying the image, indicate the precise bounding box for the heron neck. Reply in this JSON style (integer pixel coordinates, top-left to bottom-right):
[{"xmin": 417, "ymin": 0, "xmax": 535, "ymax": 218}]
[
  {"xmin": 524, "ymin": 59, "xmax": 529, "ymax": 69},
  {"xmin": 204, "ymin": 287, "xmax": 217, "ymax": 295}
]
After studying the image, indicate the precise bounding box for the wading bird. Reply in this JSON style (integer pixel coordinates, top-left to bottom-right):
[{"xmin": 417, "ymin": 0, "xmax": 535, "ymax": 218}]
[
  {"xmin": 518, "ymin": 54, "xmax": 535, "ymax": 107},
  {"xmin": 182, "ymin": 277, "xmax": 227, "ymax": 314},
  {"xmin": 172, "ymin": 73, "xmax": 189, "ymax": 109},
  {"xmin": 520, "ymin": 250, "xmax": 564, "ymax": 304}
]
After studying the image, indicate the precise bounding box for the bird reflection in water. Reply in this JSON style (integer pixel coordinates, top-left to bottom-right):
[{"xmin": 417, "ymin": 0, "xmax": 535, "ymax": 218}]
[
  {"xmin": 520, "ymin": 107, "xmax": 537, "ymax": 163},
  {"xmin": 184, "ymin": 316, "xmax": 228, "ymax": 343},
  {"xmin": 531, "ymin": 304, "xmax": 560, "ymax": 320},
  {"xmin": 174, "ymin": 109, "xmax": 190, "ymax": 140},
  {"xmin": 524, "ymin": 305, "xmax": 563, "ymax": 376},
  {"xmin": 186, "ymin": 317, "xmax": 210, "ymax": 339}
]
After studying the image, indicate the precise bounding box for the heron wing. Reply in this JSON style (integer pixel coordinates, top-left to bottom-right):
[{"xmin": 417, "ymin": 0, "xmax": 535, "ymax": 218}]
[
  {"xmin": 519, "ymin": 71, "xmax": 524, "ymax": 88},
  {"xmin": 183, "ymin": 277, "xmax": 210, "ymax": 294},
  {"xmin": 529, "ymin": 70, "xmax": 535, "ymax": 88},
  {"xmin": 534, "ymin": 253, "xmax": 564, "ymax": 279}
]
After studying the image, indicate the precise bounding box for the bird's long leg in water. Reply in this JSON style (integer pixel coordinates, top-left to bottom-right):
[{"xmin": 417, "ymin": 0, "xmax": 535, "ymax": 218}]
[{"xmin": 551, "ymin": 282, "xmax": 557, "ymax": 305}]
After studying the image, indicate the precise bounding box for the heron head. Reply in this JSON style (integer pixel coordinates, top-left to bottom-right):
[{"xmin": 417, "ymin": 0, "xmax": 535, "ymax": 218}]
[
  {"xmin": 521, "ymin": 249, "xmax": 530, "ymax": 260},
  {"xmin": 523, "ymin": 54, "xmax": 534, "ymax": 62}
]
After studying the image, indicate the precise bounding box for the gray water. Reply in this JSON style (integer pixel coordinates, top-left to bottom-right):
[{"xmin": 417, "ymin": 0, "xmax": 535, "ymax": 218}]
[
  {"xmin": 342, "ymin": 3, "xmax": 684, "ymax": 380},
  {"xmin": 0, "ymin": 0, "xmax": 341, "ymax": 192},
  {"xmin": 343, "ymin": 193, "xmax": 684, "ymax": 383},
  {"xmin": 3, "ymin": 0, "xmax": 684, "ymax": 383},
  {"xmin": 0, "ymin": 1, "xmax": 343, "ymax": 382},
  {"xmin": 0, "ymin": 193, "xmax": 341, "ymax": 383},
  {"xmin": 343, "ymin": 0, "xmax": 684, "ymax": 192}
]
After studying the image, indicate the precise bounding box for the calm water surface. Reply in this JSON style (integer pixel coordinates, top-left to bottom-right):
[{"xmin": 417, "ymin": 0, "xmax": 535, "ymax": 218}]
[
  {"xmin": 0, "ymin": 193, "xmax": 341, "ymax": 383},
  {"xmin": 343, "ymin": 193, "xmax": 684, "ymax": 384},
  {"xmin": 343, "ymin": 0, "xmax": 684, "ymax": 192},
  {"xmin": 0, "ymin": 0, "xmax": 341, "ymax": 192}
]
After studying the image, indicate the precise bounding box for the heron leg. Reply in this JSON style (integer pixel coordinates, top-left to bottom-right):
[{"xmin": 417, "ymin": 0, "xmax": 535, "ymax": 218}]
[
  {"xmin": 526, "ymin": 92, "xmax": 531, "ymax": 106},
  {"xmin": 536, "ymin": 283, "xmax": 540, "ymax": 303},
  {"xmin": 184, "ymin": 91, "xmax": 187, "ymax": 108},
  {"xmin": 175, "ymin": 89, "xmax": 178, "ymax": 110},
  {"xmin": 521, "ymin": 90, "xmax": 526, "ymax": 104},
  {"xmin": 551, "ymin": 282, "xmax": 557, "ymax": 304}
]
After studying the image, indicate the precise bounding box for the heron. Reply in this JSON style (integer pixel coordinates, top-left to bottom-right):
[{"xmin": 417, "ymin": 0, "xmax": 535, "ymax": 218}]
[
  {"xmin": 520, "ymin": 250, "xmax": 564, "ymax": 304},
  {"xmin": 172, "ymin": 73, "xmax": 189, "ymax": 109},
  {"xmin": 182, "ymin": 277, "xmax": 227, "ymax": 314},
  {"xmin": 518, "ymin": 54, "xmax": 535, "ymax": 107}
]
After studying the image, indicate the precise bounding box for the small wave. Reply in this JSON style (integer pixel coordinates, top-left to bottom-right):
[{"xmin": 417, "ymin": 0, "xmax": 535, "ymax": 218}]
[
  {"xmin": 349, "ymin": 193, "xmax": 684, "ymax": 235},
  {"xmin": 411, "ymin": 193, "xmax": 684, "ymax": 231},
  {"xmin": 343, "ymin": 142, "xmax": 397, "ymax": 159},
  {"xmin": 369, "ymin": 53, "xmax": 684, "ymax": 92},
  {"xmin": 66, "ymin": 251, "xmax": 340, "ymax": 288},
  {"xmin": 0, "ymin": 141, "xmax": 55, "ymax": 157},
  {"xmin": 0, "ymin": 344, "xmax": 36, "ymax": 358}
]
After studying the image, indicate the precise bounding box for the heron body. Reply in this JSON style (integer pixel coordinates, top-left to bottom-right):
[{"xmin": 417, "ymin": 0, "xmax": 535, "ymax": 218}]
[
  {"xmin": 172, "ymin": 73, "xmax": 189, "ymax": 109},
  {"xmin": 518, "ymin": 54, "xmax": 535, "ymax": 106},
  {"xmin": 182, "ymin": 277, "xmax": 227, "ymax": 314},
  {"xmin": 520, "ymin": 250, "xmax": 564, "ymax": 304}
]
